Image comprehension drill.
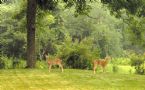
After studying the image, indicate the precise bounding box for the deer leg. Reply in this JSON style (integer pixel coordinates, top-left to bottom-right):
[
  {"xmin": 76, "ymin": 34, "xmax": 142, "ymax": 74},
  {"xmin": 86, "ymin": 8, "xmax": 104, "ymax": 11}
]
[
  {"xmin": 102, "ymin": 66, "xmax": 105, "ymax": 72},
  {"xmin": 93, "ymin": 65, "xmax": 97, "ymax": 74},
  {"xmin": 59, "ymin": 64, "xmax": 63, "ymax": 72},
  {"xmin": 48, "ymin": 64, "xmax": 52, "ymax": 72}
]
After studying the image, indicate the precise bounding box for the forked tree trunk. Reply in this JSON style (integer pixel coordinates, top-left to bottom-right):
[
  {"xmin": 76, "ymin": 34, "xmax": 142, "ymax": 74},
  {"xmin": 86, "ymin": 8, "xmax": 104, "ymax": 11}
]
[{"xmin": 26, "ymin": 0, "xmax": 37, "ymax": 68}]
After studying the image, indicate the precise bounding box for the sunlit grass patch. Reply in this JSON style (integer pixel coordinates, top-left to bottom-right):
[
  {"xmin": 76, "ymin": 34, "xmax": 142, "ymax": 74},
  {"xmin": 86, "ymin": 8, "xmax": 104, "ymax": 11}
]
[{"xmin": 0, "ymin": 69, "xmax": 145, "ymax": 90}]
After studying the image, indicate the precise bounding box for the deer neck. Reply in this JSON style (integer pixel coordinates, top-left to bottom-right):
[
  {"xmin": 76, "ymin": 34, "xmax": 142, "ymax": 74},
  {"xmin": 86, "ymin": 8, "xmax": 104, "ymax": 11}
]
[{"xmin": 105, "ymin": 58, "xmax": 109, "ymax": 63}]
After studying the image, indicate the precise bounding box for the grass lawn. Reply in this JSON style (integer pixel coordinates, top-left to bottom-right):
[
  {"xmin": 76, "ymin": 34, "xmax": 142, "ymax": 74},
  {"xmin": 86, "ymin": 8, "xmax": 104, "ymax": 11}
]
[{"xmin": 0, "ymin": 69, "xmax": 145, "ymax": 90}]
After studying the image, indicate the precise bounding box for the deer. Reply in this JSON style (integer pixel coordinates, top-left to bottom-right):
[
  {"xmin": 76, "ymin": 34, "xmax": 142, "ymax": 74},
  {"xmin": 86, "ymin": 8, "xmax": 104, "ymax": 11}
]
[
  {"xmin": 45, "ymin": 54, "xmax": 64, "ymax": 72},
  {"xmin": 93, "ymin": 56, "xmax": 111, "ymax": 74}
]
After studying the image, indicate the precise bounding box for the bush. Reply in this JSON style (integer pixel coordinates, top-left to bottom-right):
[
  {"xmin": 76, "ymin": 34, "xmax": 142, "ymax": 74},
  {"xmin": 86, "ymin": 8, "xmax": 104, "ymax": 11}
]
[
  {"xmin": 65, "ymin": 52, "xmax": 91, "ymax": 69},
  {"xmin": 0, "ymin": 55, "xmax": 27, "ymax": 69},
  {"xmin": 12, "ymin": 59, "xmax": 26, "ymax": 69},
  {"xmin": 112, "ymin": 65, "xmax": 119, "ymax": 73},
  {"xmin": 111, "ymin": 58, "xmax": 131, "ymax": 65},
  {"xmin": 55, "ymin": 36, "xmax": 99, "ymax": 70},
  {"xmin": 0, "ymin": 55, "xmax": 12, "ymax": 69},
  {"xmin": 0, "ymin": 57, "xmax": 5, "ymax": 69},
  {"xmin": 35, "ymin": 60, "xmax": 48, "ymax": 69},
  {"xmin": 130, "ymin": 53, "xmax": 145, "ymax": 75}
]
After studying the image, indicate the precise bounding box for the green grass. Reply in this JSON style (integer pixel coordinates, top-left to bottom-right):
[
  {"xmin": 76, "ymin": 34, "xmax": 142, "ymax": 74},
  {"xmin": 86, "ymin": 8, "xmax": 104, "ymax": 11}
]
[{"xmin": 0, "ymin": 69, "xmax": 145, "ymax": 90}]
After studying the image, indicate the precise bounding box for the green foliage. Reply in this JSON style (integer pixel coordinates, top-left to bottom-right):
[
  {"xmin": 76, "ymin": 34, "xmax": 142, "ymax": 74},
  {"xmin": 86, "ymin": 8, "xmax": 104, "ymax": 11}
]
[
  {"xmin": 0, "ymin": 55, "xmax": 26, "ymax": 69},
  {"xmin": 58, "ymin": 3, "xmax": 124, "ymax": 57},
  {"xmin": 35, "ymin": 60, "xmax": 48, "ymax": 69},
  {"xmin": 1, "ymin": 0, "xmax": 145, "ymax": 70},
  {"xmin": 0, "ymin": 55, "xmax": 12, "ymax": 69},
  {"xmin": 130, "ymin": 53, "xmax": 145, "ymax": 75},
  {"xmin": 0, "ymin": 57, "xmax": 5, "ymax": 69},
  {"xmin": 0, "ymin": 0, "xmax": 26, "ymax": 58},
  {"xmin": 111, "ymin": 58, "xmax": 131, "ymax": 65},
  {"xmin": 37, "ymin": 0, "xmax": 96, "ymax": 16},
  {"xmin": 56, "ymin": 34, "xmax": 98, "ymax": 69},
  {"xmin": 0, "ymin": 27, "xmax": 26, "ymax": 57},
  {"xmin": 32, "ymin": 1, "xmax": 124, "ymax": 68},
  {"xmin": 37, "ymin": 0, "xmax": 58, "ymax": 10},
  {"xmin": 63, "ymin": 48, "xmax": 93, "ymax": 69},
  {"xmin": 100, "ymin": 0, "xmax": 145, "ymax": 54},
  {"xmin": 101, "ymin": 0, "xmax": 145, "ymax": 17},
  {"xmin": 123, "ymin": 16, "xmax": 145, "ymax": 52},
  {"xmin": 112, "ymin": 65, "xmax": 119, "ymax": 73}
]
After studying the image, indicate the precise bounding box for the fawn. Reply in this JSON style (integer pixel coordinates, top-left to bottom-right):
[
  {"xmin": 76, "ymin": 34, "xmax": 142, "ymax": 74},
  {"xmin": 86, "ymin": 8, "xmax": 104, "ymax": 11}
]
[
  {"xmin": 45, "ymin": 55, "xmax": 63, "ymax": 72},
  {"xmin": 93, "ymin": 56, "xmax": 111, "ymax": 74}
]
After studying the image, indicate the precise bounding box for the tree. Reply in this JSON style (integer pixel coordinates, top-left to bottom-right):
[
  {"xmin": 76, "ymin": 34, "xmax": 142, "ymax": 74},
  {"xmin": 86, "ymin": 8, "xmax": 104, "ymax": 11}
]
[
  {"xmin": 100, "ymin": 0, "xmax": 145, "ymax": 54},
  {"xmin": 0, "ymin": 0, "xmax": 26, "ymax": 58},
  {"xmin": 26, "ymin": 0, "xmax": 37, "ymax": 68},
  {"xmin": 101, "ymin": 0, "xmax": 145, "ymax": 17},
  {"xmin": 26, "ymin": 0, "xmax": 95, "ymax": 68},
  {"xmin": 26, "ymin": 0, "xmax": 145, "ymax": 68}
]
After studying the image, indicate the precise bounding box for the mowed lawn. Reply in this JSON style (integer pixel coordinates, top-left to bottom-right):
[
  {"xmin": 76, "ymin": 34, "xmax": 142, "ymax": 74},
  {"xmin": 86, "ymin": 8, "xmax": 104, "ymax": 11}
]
[{"xmin": 0, "ymin": 69, "xmax": 145, "ymax": 90}]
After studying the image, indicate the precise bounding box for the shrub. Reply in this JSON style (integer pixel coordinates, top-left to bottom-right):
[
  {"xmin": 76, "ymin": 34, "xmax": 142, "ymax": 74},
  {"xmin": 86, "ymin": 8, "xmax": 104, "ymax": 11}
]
[
  {"xmin": 111, "ymin": 58, "xmax": 131, "ymax": 65},
  {"xmin": 0, "ymin": 55, "xmax": 27, "ymax": 69},
  {"xmin": 130, "ymin": 53, "xmax": 145, "ymax": 75},
  {"xmin": 12, "ymin": 59, "xmax": 26, "ymax": 69},
  {"xmin": 0, "ymin": 57, "xmax": 5, "ymax": 69},
  {"xmin": 65, "ymin": 52, "xmax": 91, "ymax": 69},
  {"xmin": 55, "ymin": 36, "xmax": 99, "ymax": 70},
  {"xmin": 35, "ymin": 60, "xmax": 48, "ymax": 69},
  {"xmin": 112, "ymin": 65, "xmax": 119, "ymax": 73},
  {"xmin": 0, "ymin": 55, "xmax": 12, "ymax": 69}
]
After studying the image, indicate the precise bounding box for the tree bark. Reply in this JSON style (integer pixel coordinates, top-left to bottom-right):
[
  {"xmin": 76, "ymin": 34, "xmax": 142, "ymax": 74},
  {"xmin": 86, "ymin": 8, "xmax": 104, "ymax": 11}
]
[{"xmin": 26, "ymin": 0, "xmax": 37, "ymax": 68}]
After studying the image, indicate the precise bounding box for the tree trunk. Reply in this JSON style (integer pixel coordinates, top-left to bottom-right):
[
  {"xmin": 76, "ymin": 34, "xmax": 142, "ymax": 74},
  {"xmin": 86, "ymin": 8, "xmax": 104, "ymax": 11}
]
[{"xmin": 26, "ymin": 0, "xmax": 37, "ymax": 68}]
